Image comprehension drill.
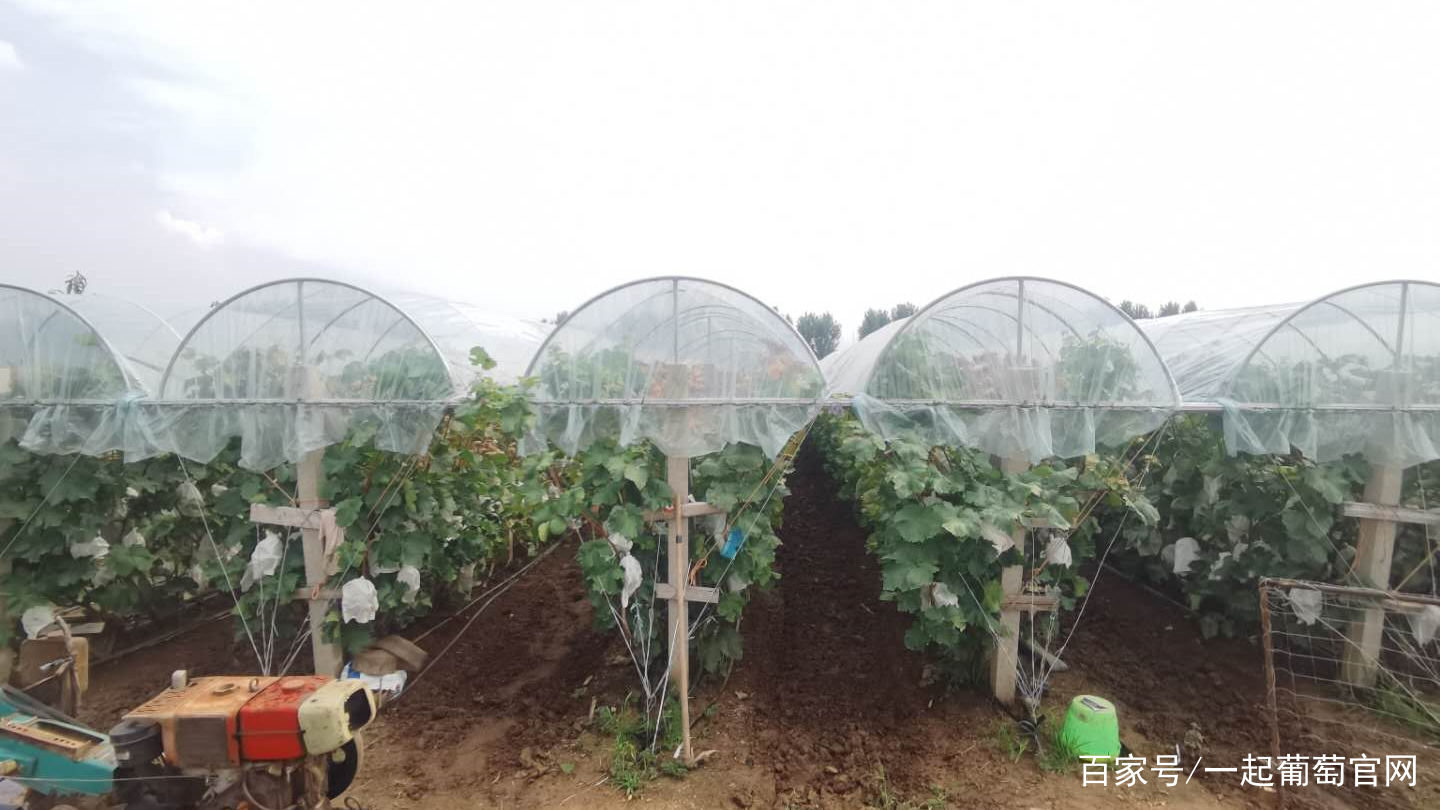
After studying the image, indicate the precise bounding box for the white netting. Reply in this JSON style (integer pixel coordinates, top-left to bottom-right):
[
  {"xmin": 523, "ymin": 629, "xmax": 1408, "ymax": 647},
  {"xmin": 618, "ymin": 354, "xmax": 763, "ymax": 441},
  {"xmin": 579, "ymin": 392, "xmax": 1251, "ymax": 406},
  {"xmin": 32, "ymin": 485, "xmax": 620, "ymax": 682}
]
[
  {"xmin": 1, "ymin": 285, "xmax": 178, "ymax": 454},
  {"xmin": 384, "ymin": 292, "xmax": 548, "ymax": 386},
  {"xmin": 1260, "ymin": 580, "xmax": 1439, "ymax": 806},
  {"xmin": 142, "ymin": 278, "xmax": 501, "ymax": 469},
  {"xmin": 523, "ymin": 277, "xmax": 825, "ymax": 458},
  {"xmin": 3, "ymin": 278, "xmax": 545, "ymax": 468},
  {"xmin": 822, "ymin": 277, "xmax": 1179, "ymax": 461},
  {"xmin": 1143, "ymin": 281, "xmax": 1440, "ymax": 466}
]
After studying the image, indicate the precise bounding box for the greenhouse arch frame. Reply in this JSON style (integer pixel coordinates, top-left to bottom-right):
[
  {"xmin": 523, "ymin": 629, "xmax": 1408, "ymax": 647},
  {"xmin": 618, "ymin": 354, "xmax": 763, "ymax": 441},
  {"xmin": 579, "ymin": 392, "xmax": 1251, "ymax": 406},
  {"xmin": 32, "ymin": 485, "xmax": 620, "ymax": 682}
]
[
  {"xmin": 1143, "ymin": 278, "xmax": 1440, "ymax": 467},
  {"xmin": 1, "ymin": 282, "xmax": 160, "ymax": 403},
  {"xmin": 159, "ymin": 277, "xmax": 456, "ymax": 404},
  {"xmin": 523, "ymin": 275, "xmax": 827, "ymax": 458},
  {"xmin": 823, "ymin": 275, "xmax": 1181, "ymax": 462}
]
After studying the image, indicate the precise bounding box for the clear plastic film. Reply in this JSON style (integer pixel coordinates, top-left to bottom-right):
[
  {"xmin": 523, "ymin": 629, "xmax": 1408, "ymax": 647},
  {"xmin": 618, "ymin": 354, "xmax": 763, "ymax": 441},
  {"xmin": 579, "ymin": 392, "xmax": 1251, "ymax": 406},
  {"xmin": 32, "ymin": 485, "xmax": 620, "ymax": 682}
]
[
  {"xmin": 523, "ymin": 277, "xmax": 825, "ymax": 458},
  {"xmin": 822, "ymin": 277, "xmax": 1179, "ymax": 461},
  {"xmin": 4, "ymin": 278, "xmax": 548, "ymax": 469},
  {"xmin": 145, "ymin": 279, "xmax": 513, "ymax": 469},
  {"xmin": 383, "ymin": 292, "xmax": 548, "ymax": 386},
  {"xmin": 1142, "ymin": 280, "xmax": 1440, "ymax": 467},
  {"xmin": 2, "ymin": 284, "xmax": 177, "ymax": 454}
]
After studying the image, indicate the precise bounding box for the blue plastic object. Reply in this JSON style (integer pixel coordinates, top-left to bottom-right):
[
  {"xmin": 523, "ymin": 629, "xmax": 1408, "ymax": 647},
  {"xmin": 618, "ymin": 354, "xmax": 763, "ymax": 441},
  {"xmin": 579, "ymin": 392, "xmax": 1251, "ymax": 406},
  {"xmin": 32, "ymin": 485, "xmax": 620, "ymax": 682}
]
[
  {"xmin": 719, "ymin": 527, "xmax": 746, "ymax": 560},
  {"xmin": 0, "ymin": 687, "xmax": 115, "ymax": 797}
]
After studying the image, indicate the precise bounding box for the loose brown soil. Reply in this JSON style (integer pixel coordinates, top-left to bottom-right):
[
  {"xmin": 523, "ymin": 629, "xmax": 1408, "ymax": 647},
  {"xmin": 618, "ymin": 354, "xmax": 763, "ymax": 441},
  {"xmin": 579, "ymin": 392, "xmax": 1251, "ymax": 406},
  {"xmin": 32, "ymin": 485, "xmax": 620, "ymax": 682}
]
[{"xmin": 73, "ymin": 447, "xmax": 1429, "ymax": 810}]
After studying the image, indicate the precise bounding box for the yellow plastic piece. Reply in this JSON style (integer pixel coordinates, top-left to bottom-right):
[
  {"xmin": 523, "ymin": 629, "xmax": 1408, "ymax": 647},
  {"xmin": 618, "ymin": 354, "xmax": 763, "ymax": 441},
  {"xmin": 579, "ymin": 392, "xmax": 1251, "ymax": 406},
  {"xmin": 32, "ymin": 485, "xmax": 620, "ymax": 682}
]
[{"xmin": 297, "ymin": 680, "xmax": 375, "ymax": 756}]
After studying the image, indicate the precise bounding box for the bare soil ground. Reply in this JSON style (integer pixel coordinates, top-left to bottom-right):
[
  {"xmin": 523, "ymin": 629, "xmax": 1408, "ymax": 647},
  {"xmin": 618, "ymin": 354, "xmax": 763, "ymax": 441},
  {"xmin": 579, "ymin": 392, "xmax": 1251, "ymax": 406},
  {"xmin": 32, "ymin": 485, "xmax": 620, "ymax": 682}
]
[{"xmin": 77, "ymin": 448, "xmax": 1430, "ymax": 810}]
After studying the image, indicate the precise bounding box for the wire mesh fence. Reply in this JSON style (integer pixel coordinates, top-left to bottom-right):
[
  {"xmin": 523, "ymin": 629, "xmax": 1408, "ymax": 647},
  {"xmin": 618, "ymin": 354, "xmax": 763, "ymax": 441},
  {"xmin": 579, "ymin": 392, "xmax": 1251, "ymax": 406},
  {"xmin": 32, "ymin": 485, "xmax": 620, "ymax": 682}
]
[{"xmin": 1259, "ymin": 577, "xmax": 1440, "ymax": 809}]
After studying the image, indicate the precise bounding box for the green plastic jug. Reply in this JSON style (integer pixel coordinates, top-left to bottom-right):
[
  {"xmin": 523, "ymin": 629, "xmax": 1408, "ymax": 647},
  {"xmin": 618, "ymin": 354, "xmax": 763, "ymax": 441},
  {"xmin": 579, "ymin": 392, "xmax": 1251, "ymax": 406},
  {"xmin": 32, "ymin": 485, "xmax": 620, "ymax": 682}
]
[{"xmin": 1061, "ymin": 695, "xmax": 1121, "ymax": 761}]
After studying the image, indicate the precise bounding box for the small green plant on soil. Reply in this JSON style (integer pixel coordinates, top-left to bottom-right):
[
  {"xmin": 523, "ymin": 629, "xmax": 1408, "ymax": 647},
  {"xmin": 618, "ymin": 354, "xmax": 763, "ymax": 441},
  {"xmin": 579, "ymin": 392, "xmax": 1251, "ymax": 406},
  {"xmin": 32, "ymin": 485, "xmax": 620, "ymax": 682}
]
[
  {"xmin": 593, "ymin": 696, "xmax": 687, "ymax": 796},
  {"xmin": 990, "ymin": 720, "xmax": 1031, "ymax": 763},
  {"xmin": 865, "ymin": 764, "xmax": 948, "ymax": 810},
  {"xmin": 1036, "ymin": 714, "xmax": 1082, "ymax": 774},
  {"xmin": 1366, "ymin": 683, "xmax": 1440, "ymax": 743},
  {"xmin": 988, "ymin": 712, "xmax": 1078, "ymax": 774}
]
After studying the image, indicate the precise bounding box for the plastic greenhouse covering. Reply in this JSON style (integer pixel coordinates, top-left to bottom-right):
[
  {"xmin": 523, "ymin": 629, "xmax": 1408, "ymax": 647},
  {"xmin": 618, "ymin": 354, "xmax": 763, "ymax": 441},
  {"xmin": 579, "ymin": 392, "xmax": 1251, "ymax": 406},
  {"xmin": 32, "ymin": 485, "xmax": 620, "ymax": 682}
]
[
  {"xmin": 523, "ymin": 277, "xmax": 825, "ymax": 458},
  {"xmin": 1, "ymin": 284, "xmax": 179, "ymax": 453},
  {"xmin": 1, "ymin": 278, "xmax": 547, "ymax": 470},
  {"xmin": 8, "ymin": 272, "xmax": 1436, "ymax": 471},
  {"xmin": 145, "ymin": 279, "xmax": 545, "ymax": 469},
  {"xmin": 822, "ymin": 277, "xmax": 1180, "ymax": 462},
  {"xmin": 1142, "ymin": 280, "xmax": 1440, "ymax": 467}
]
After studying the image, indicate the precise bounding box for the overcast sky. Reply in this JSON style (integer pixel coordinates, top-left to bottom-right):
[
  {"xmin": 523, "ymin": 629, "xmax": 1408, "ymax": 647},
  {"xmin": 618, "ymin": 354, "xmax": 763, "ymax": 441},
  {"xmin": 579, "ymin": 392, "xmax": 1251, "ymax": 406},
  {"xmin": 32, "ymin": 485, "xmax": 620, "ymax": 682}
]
[{"xmin": 2, "ymin": 2, "xmax": 1438, "ymax": 339}]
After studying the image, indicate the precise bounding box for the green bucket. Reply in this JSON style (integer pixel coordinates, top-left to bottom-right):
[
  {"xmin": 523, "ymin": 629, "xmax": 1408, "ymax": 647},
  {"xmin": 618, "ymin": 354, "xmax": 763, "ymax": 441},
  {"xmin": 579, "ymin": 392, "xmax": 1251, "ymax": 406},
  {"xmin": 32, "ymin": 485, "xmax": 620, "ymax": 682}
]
[{"xmin": 1060, "ymin": 695, "xmax": 1121, "ymax": 761}]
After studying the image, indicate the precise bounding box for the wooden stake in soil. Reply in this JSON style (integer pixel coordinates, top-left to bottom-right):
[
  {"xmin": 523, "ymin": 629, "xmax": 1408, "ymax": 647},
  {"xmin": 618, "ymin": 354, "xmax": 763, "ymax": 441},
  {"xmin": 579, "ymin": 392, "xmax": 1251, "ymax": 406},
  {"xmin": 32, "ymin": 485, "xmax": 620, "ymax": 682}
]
[
  {"xmin": 665, "ymin": 454, "xmax": 694, "ymax": 763},
  {"xmin": 991, "ymin": 455, "xmax": 1029, "ymax": 706},
  {"xmin": 1258, "ymin": 580, "xmax": 1285, "ymax": 810},
  {"xmin": 298, "ymin": 446, "xmax": 343, "ymax": 677},
  {"xmin": 1341, "ymin": 464, "xmax": 1403, "ymax": 688}
]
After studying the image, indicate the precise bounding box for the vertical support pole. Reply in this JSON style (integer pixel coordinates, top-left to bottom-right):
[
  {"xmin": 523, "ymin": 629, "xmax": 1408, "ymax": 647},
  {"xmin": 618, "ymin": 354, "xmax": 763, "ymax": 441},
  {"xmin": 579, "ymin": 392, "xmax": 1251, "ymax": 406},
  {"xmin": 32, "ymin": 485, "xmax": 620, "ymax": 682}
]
[
  {"xmin": 991, "ymin": 455, "xmax": 1029, "ymax": 706},
  {"xmin": 1341, "ymin": 464, "xmax": 1404, "ymax": 687},
  {"xmin": 1258, "ymin": 582, "xmax": 1285, "ymax": 809},
  {"xmin": 299, "ymin": 447, "xmax": 342, "ymax": 677},
  {"xmin": 665, "ymin": 454, "xmax": 694, "ymax": 763}
]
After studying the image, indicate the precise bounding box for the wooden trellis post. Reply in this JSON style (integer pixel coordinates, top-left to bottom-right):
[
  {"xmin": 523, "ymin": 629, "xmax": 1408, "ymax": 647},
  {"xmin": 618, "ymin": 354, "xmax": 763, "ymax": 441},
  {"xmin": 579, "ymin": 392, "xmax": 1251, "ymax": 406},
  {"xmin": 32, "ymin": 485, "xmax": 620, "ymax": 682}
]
[
  {"xmin": 644, "ymin": 455, "xmax": 725, "ymax": 765},
  {"xmin": 992, "ymin": 455, "xmax": 1029, "ymax": 706},
  {"xmin": 248, "ymin": 449, "xmax": 344, "ymax": 677},
  {"xmin": 247, "ymin": 363, "xmax": 344, "ymax": 676},
  {"xmin": 299, "ymin": 447, "xmax": 342, "ymax": 677},
  {"xmin": 1339, "ymin": 464, "xmax": 1438, "ymax": 687},
  {"xmin": 990, "ymin": 282, "xmax": 1063, "ymax": 704},
  {"xmin": 1338, "ymin": 354, "xmax": 1428, "ymax": 688}
]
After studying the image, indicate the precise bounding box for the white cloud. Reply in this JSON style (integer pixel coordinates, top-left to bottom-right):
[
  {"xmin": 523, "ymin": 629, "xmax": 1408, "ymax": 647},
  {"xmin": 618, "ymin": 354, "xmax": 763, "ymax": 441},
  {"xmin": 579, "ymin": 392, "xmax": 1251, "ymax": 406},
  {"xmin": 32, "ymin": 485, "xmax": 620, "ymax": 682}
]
[
  {"xmin": 156, "ymin": 209, "xmax": 223, "ymax": 248},
  {"xmin": 0, "ymin": 40, "xmax": 23, "ymax": 71}
]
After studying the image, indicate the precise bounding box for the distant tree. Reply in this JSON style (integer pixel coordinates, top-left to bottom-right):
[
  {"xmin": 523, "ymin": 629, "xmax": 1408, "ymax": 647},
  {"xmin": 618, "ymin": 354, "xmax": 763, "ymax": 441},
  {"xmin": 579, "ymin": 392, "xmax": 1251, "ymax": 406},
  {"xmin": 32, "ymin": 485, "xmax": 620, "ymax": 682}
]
[
  {"xmin": 857, "ymin": 308, "xmax": 892, "ymax": 340},
  {"xmin": 857, "ymin": 302, "xmax": 920, "ymax": 340},
  {"xmin": 1157, "ymin": 301, "xmax": 1182, "ymax": 318},
  {"xmin": 797, "ymin": 312, "xmax": 841, "ymax": 359},
  {"xmin": 548, "ymin": 310, "xmax": 569, "ymax": 325},
  {"xmin": 1182, "ymin": 300, "xmax": 1199, "ymax": 313},
  {"xmin": 1118, "ymin": 300, "xmax": 1153, "ymax": 320},
  {"xmin": 56, "ymin": 271, "xmax": 88, "ymax": 295}
]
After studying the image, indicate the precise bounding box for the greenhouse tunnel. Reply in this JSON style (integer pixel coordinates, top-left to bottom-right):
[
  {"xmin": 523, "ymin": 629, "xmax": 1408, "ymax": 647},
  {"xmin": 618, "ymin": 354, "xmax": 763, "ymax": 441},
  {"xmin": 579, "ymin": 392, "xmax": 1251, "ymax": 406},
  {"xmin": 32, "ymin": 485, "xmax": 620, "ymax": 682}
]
[
  {"xmin": 1141, "ymin": 279, "xmax": 1440, "ymax": 467},
  {"xmin": 144, "ymin": 277, "xmax": 546, "ymax": 470},
  {"xmin": 1, "ymin": 284, "xmax": 180, "ymax": 455},
  {"xmin": 524, "ymin": 276, "xmax": 826, "ymax": 458},
  {"xmin": 822, "ymin": 276, "xmax": 1180, "ymax": 461}
]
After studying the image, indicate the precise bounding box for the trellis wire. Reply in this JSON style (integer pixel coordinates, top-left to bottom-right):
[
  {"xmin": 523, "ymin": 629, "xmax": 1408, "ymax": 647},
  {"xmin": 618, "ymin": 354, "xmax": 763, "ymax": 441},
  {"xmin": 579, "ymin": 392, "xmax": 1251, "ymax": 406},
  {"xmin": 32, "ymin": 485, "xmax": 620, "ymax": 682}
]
[
  {"xmin": 1258, "ymin": 577, "xmax": 1440, "ymax": 808},
  {"xmin": 177, "ymin": 456, "xmax": 266, "ymax": 673}
]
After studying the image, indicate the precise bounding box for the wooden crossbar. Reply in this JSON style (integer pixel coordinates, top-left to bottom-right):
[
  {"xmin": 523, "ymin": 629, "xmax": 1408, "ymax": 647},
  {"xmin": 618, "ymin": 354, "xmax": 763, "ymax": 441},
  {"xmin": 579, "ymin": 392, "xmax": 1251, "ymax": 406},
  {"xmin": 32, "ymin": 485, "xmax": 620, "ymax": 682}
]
[
  {"xmin": 642, "ymin": 502, "xmax": 725, "ymax": 521},
  {"xmin": 654, "ymin": 583, "xmax": 720, "ymax": 604},
  {"xmin": 250, "ymin": 504, "xmax": 331, "ymax": 530},
  {"xmin": 1341, "ymin": 502, "xmax": 1440, "ymax": 527},
  {"xmin": 1001, "ymin": 593, "xmax": 1060, "ymax": 613}
]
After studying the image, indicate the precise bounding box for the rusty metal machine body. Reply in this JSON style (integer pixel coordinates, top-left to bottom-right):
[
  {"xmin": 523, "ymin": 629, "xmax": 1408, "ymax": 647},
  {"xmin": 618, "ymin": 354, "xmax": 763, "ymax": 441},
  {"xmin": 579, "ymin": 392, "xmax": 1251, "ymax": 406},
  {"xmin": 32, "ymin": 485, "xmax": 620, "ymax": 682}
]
[{"xmin": 2, "ymin": 671, "xmax": 374, "ymax": 810}]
